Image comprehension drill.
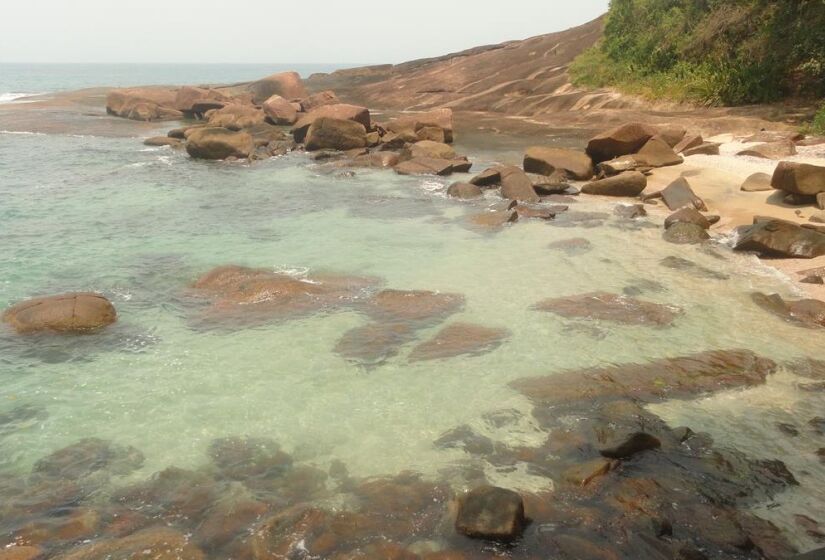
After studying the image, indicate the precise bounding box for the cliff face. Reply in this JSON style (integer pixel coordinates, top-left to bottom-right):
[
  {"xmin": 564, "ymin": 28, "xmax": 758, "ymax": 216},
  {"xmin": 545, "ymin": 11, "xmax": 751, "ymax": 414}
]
[{"xmin": 306, "ymin": 16, "xmax": 639, "ymax": 116}]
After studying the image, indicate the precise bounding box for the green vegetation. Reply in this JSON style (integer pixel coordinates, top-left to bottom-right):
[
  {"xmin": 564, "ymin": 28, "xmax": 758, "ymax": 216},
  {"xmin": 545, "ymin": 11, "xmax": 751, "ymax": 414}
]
[
  {"xmin": 810, "ymin": 103, "xmax": 825, "ymax": 135},
  {"xmin": 571, "ymin": 0, "xmax": 825, "ymax": 107}
]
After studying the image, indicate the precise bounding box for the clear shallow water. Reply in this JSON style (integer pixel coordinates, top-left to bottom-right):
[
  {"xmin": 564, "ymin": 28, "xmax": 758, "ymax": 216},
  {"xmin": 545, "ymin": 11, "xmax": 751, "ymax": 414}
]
[{"xmin": 1, "ymin": 123, "xmax": 824, "ymax": 552}]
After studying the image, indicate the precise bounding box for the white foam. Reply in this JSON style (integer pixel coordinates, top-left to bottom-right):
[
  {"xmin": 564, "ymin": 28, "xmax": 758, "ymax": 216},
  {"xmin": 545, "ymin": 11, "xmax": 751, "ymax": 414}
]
[
  {"xmin": 0, "ymin": 92, "xmax": 45, "ymax": 104},
  {"xmin": 0, "ymin": 130, "xmax": 46, "ymax": 136}
]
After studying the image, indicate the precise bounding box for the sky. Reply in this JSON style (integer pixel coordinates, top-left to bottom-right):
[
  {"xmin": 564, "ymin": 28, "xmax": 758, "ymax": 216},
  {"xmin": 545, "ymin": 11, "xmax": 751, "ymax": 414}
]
[{"xmin": 0, "ymin": 0, "xmax": 609, "ymax": 64}]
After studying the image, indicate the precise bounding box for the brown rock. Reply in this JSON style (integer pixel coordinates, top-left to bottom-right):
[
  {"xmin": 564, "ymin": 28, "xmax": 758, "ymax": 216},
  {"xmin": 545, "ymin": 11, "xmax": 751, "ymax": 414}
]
[
  {"xmin": 262, "ymin": 95, "xmax": 298, "ymax": 125},
  {"xmin": 635, "ymin": 136, "xmax": 683, "ymax": 167},
  {"xmin": 586, "ymin": 123, "xmax": 658, "ymax": 163},
  {"xmin": 194, "ymin": 493, "xmax": 269, "ymax": 550},
  {"xmin": 416, "ymin": 126, "xmax": 446, "ymax": 143},
  {"xmin": 659, "ymin": 125, "xmax": 687, "ymax": 147},
  {"xmin": 614, "ymin": 203, "xmax": 647, "ymax": 219},
  {"xmin": 597, "ymin": 155, "xmax": 646, "ymax": 176},
  {"xmin": 771, "ymin": 161, "xmax": 825, "ymax": 196},
  {"xmin": 394, "ymin": 158, "xmax": 457, "ymax": 176},
  {"xmin": 292, "ymin": 104, "xmax": 371, "ymax": 143},
  {"xmin": 737, "ymin": 141, "xmax": 797, "ymax": 160},
  {"xmin": 186, "ymin": 127, "xmax": 254, "ymax": 160},
  {"xmin": 208, "ymin": 436, "xmax": 292, "ymax": 481},
  {"xmin": 174, "ymin": 86, "xmax": 228, "ymax": 114},
  {"xmin": 3, "ymin": 293, "xmax": 116, "ymax": 334},
  {"xmin": 582, "ymin": 171, "xmax": 647, "ymax": 197},
  {"xmin": 305, "ymin": 117, "xmax": 367, "ymax": 151},
  {"xmin": 534, "ymin": 292, "xmax": 679, "ymax": 326},
  {"xmin": 53, "ymin": 527, "xmax": 204, "ymax": 560},
  {"xmin": 673, "ymin": 134, "xmax": 703, "ymax": 154},
  {"xmin": 446, "ymin": 182, "xmax": 482, "ymax": 199},
  {"xmin": 0, "ymin": 547, "xmax": 43, "ymax": 560},
  {"xmin": 683, "ymin": 142, "xmax": 720, "ymax": 156},
  {"xmin": 664, "ymin": 207, "xmax": 713, "ymax": 230},
  {"xmin": 752, "ymin": 293, "xmax": 825, "ymax": 329},
  {"xmin": 400, "ymin": 140, "xmax": 456, "ymax": 162},
  {"xmin": 205, "ymin": 104, "xmax": 266, "ymax": 131},
  {"xmin": 105, "ymin": 88, "xmax": 181, "ymax": 121},
  {"xmin": 365, "ymin": 290, "xmax": 464, "ymax": 325},
  {"xmin": 469, "ymin": 167, "xmax": 502, "ymax": 187},
  {"xmin": 523, "ymin": 147, "xmax": 594, "ymax": 180},
  {"xmin": 735, "ymin": 220, "xmax": 825, "ymax": 258},
  {"xmin": 499, "ymin": 166, "xmax": 539, "ymax": 203},
  {"xmin": 14, "ymin": 508, "xmax": 100, "ymax": 545},
  {"xmin": 408, "ymin": 323, "xmax": 509, "ymax": 362},
  {"xmin": 548, "ymin": 237, "xmax": 592, "ymax": 254},
  {"xmin": 247, "ymin": 72, "xmax": 307, "ymax": 104},
  {"xmin": 143, "ymin": 136, "xmax": 182, "ymax": 148},
  {"xmin": 334, "ymin": 322, "xmax": 414, "ymax": 365},
  {"xmin": 741, "ymin": 172, "xmax": 773, "ymax": 192},
  {"xmin": 386, "ymin": 109, "xmax": 453, "ymax": 143},
  {"xmin": 562, "ymin": 458, "xmax": 614, "ymax": 488},
  {"xmin": 468, "ymin": 210, "xmax": 519, "ymax": 228},
  {"xmin": 658, "ymin": 177, "xmax": 707, "ymax": 211},
  {"xmin": 455, "ymin": 486, "xmax": 526, "ymax": 542},
  {"xmin": 515, "ymin": 203, "xmax": 558, "ymax": 220},
  {"xmin": 351, "ymin": 152, "xmax": 400, "ymax": 168},
  {"xmin": 299, "ymin": 90, "xmax": 340, "ymax": 112},
  {"xmin": 599, "ymin": 432, "xmax": 661, "ymax": 459},
  {"xmin": 663, "ymin": 222, "xmax": 711, "ymax": 244},
  {"xmin": 818, "ymin": 192, "xmax": 825, "ymax": 210}
]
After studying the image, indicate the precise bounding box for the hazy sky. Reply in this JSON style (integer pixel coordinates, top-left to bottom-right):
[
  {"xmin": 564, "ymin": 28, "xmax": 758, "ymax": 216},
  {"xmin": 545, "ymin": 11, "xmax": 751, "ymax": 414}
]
[{"xmin": 0, "ymin": 1, "xmax": 609, "ymax": 64}]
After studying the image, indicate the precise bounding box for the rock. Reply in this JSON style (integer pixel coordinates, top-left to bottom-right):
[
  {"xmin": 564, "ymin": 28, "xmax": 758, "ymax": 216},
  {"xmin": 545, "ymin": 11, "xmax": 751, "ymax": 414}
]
[
  {"xmin": 819, "ymin": 449, "xmax": 825, "ymax": 465},
  {"xmin": 811, "ymin": 211, "xmax": 825, "ymax": 224},
  {"xmin": 658, "ymin": 177, "xmax": 707, "ymax": 211},
  {"xmin": 548, "ymin": 237, "xmax": 592, "ymax": 254},
  {"xmin": 735, "ymin": 220, "xmax": 825, "ymax": 258},
  {"xmin": 205, "ymin": 103, "xmax": 267, "ymax": 130},
  {"xmin": 660, "ymin": 256, "xmax": 728, "ymax": 280},
  {"xmin": 105, "ymin": 88, "xmax": 181, "ymax": 121},
  {"xmin": 417, "ymin": 126, "xmax": 446, "ymax": 143},
  {"xmin": 53, "ymin": 527, "xmax": 204, "ymax": 560},
  {"xmin": 469, "ymin": 167, "xmax": 502, "ymax": 187},
  {"xmin": 0, "ymin": 547, "xmax": 43, "ymax": 560},
  {"xmin": 659, "ymin": 126, "xmax": 687, "ymax": 147},
  {"xmin": 614, "ymin": 204, "xmax": 647, "ymax": 219},
  {"xmin": 515, "ymin": 203, "xmax": 558, "ymax": 220},
  {"xmin": 562, "ymin": 458, "xmax": 615, "ymax": 488},
  {"xmin": 351, "ymin": 152, "xmax": 400, "ymax": 168},
  {"xmin": 635, "ymin": 136, "xmax": 683, "ymax": 167},
  {"xmin": 663, "ymin": 222, "xmax": 711, "ymax": 244},
  {"xmin": 408, "ymin": 323, "xmax": 509, "ymax": 362},
  {"xmin": 600, "ymin": 432, "xmax": 661, "ymax": 459},
  {"xmin": 785, "ymin": 193, "xmax": 817, "ymax": 205},
  {"xmin": 168, "ymin": 124, "xmax": 206, "ymax": 139},
  {"xmin": 771, "ymin": 161, "xmax": 825, "ymax": 196},
  {"xmin": 469, "ymin": 210, "xmax": 519, "ymax": 228},
  {"xmin": 400, "ymin": 140, "xmax": 456, "ymax": 162},
  {"xmin": 143, "ymin": 136, "xmax": 182, "ymax": 148},
  {"xmin": 185, "ymin": 127, "xmax": 254, "ymax": 160},
  {"xmin": 365, "ymin": 131, "xmax": 380, "ymax": 146},
  {"xmin": 741, "ymin": 172, "xmax": 773, "ymax": 192},
  {"xmin": 173, "ymin": 86, "xmax": 228, "ymax": 114},
  {"xmin": 586, "ymin": 123, "xmax": 658, "ymax": 163},
  {"xmin": 818, "ymin": 193, "xmax": 825, "ymax": 210},
  {"xmin": 499, "ymin": 166, "xmax": 539, "ymax": 203},
  {"xmin": 777, "ymin": 423, "xmax": 800, "ymax": 437},
  {"xmin": 530, "ymin": 174, "xmax": 577, "ymax": 195},
  {"xmin": 292, "ymin": 104, "xmax": 371, "ymax": 143},
  {"xmin": 299, "ymin": 90, "xmax": 340, "ymax": 112},
  {"xmin": 334, "ymin": 322, "xmax": 414, "ymax": 365},
  {"xmin": 365, "ymin": 290, "xmax": 464, "ymax": 325},
  {"xmin": 523, "ymin": 146, "xmax": 594, "ymax": 180},
  {"xmin": 454, "ymin": 486, "xmax": 526, "ymax": 542},
  {"xmin": 305, "ymin": 117, "xmax": 367, "ymax": 151},
  {"xmin": 14, "ymin": 507, "xmax": 101, "ymax": 545},
  {"xmin": 394, "ymin": 158, "xmax": 460, "ymax": 176},
  {"xmin": 262, "ymin": 95, "xmax": 298, "ymax": 125},
  {"xmin": 247, "ymin": 72, "xmax": 307, "ymax": 104},
  {"xmin": 751, "ymin": 293, "xmax": 825, "ymax": 329},
  {"xmin": 33, "ymin": 438, "xmax": 144, "ymax": 479},
  {"xmin": 195, "ymin": 493, "xmax": 269, "ymax": 551},
  {"xmin": 379, "ymin": 130, "xmax": 419, "ymax": 150},
  {"xmin": 673, "ymin": 134, "xmax": 703, "ymax": 154},
  {"xmin": 386, "ymin": 109, "xmax": 454, "ymax": 143},
  {"xmin": 208, "ymin": 436, "xmax": 292, "ymax": 480},
  {"xmin": 664, "ymin": 207, "xmax": 713, "ymax": 229},
  {"xmin": 447, "ymin": 182, "xmax": 482, "ymax": 199},
  {"xmin": 534, "ymin": 292, "xmax": 680, "ymax": 326},
  {"xmin": 738, "ymin": 141, "xmax": 797, "ymax": 159},
  {"xmin": 597, "ymin": 155, "xmax": 647, "ymax": 176},
  {"xmin": 810, "ymin": 417, "xmax": 825, "ymax": 435},
  {"xmin": 581, "ymin": 171, "xmax": 647, "ymax": 197},
  {"xmin": 3, "ymin": 293, "xmax": 117, "ymax": 334},
  {"xmin": 683, "ymin": 142, "xmax": 721, "ymax": 156}
]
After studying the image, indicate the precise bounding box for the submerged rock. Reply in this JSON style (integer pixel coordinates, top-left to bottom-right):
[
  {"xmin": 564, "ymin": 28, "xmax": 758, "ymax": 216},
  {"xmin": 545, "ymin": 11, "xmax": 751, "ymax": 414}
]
[
  {"xmin": 455, "ymin": 486, "xmax": 526, "ymax": 542},
  {"xmin": 660, "ymin": 256, "xmax": 729, "ymax": 280},
  {"xmin": 33, "ymin": 438, "xmax": 144, "ymax": 480},
  {"xmin": 468, "ymin": 209, "xmax": 519, "ymax": 228},
  {"xmin": 683, "ymin": 142, "xmax": 721, "ymax": 156},
  {"xmin": 3, "ymin": 293, "xmax": 117, "ymax": 335},
  {"xmin": 334, "ymin": 322, "xmax": 414, "ymax": 365},
  {"xmin": 208, "ymin": 436, "xmax": 292, "ymax": 481},
  {"xmin": 664, "ymin": 207, "xmax": 715, "ymax": 230},
  {"xmin": 434, "ymin": 425, "xmax": 495, "ymax": 455},
  {"xmin": 53, "ymin": 527, "xmax": 205, "ymax": 560},
  {"xmin": 446, "ymin": 182, "xmax": 483, "ymax": 199},
  {"xmin": 600, "ymin": 432, "xmax": 661, "ymax": 459},
  {"xmin": 548, "ymin": 237, "xmax": 593, "ymax": 255},
  {"xmin": 408, "ymin": 323, "xmax": 510, "ymax": 362},
  {"xmin": 523, "ymin": 146, "xmax": 594, "ymax": 180},
  {"xmin": 614, "ymin": 204, "xmax": 647, "ymax": 219},
  {"xmin": 751, "ymin": 293, "xmax": 825, "ymax": 329},
  {"xmin": 735, "ymin": 219, "xmax": 825, "ymax": 258},
  {"xmin": 533, "ymin": 292, "xmax": 680, "ymax": 327},
  {"xmin": 365, "ymin": 290, "xmax": 464, "ymax": 325},
  {"xmin": 469, "ymin": 167, "xmax": 502, "ymax": 187}
]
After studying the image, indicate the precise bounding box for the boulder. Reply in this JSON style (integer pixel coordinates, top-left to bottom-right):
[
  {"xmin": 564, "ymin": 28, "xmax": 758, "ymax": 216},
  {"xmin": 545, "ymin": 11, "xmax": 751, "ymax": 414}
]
[
  {"xmin": 635, "ymin": 136, "xmax": 683, "ymax": 167},
  {"xmin": 386, "ymin": 108, "xmax": 454, "ymax": 143},
  {"xmin": 447, "ymin": 182, "xmax": 483, "ymax": 199},
  {"xmin": 683, "ymin": 142, "xmax": 720, "ymax": 156},
  {"xmin": 143, "ymin": 137, "xmax": 182, "ymax": 148},
  {"xmin": 334, "ymin": 322, "xmax": 414, "ymax": 365},
  {"xmin": 186, "ymin": 128, "xmax": 255, "ymax": 160},
  {"xmin": 469, "ymin": 167, "xmax": 503, "ymax": 187},
  {"xmin": 614, "ymin": 204, "xmax": 647, "ymax": 219},
  {"xmin": 262, "ymin": 95, "xmax": 298, "ymax": 125},
  {"xmin": 737, "ymin": 141, "xmax": 797, "ymax": 160},
  {"xmin": 523, "ymin": 147, "xmax": 594, "ymax": 180},
  {"xmin": 365, "ymin": 289, "xmax": 464, "ymax": 325},
  {"xmin": 735, "ymin": 219, "xmax": 825, "ymax": 258},
  {"xmin": 292, "ymin": 104, "xmax": 371, "ymax": 143},
  {"xmin": 205, "ymin": 104, "xmax": 267, "ymax": 130},
  {"xmin": 499, "ymin": 166, "xmax": 539, "ymax": 203},
  {"xmin": 659, "ymin": 125, "xmax": 687, "ymax": 147},
  {"xmin": 247, "ymin": 72, "xmax": 307, "ymax": 104},
  {"xmin": 752, "ymin": 293, "xmax": 825, "ymax": 329},
  {"xmin": 351, "ymin": 152, "xmax": 401, "ymax": 168},
  {"xmin": 673, "ymin": 134, "xmax": 703, "ymax": 154},
  {"xmin": 400, "ymin": 140, "xmax": 456, "ymax": 162},
  {"xmin": 581, "ymin": 171, "xmax": 647, "ymax": 197},
  {"xmin": 586, "ymin": 122, "xmax": 658, "ymax": 163},
  {"xmin": 409, "ymin": 323, "xmax": 509, "ymax": 362},
  {"xmin": 379, "ymin": 130, "xmax": 418, "ymax": 150},
  {"xmin": 105, "ymin": 88, "xmax": 182, "ymax": 121},
  {"xmin": 305, "ymin": 117, "xmax": 367, "ymax": 151},
  {"xmin": 416, "ymin": 126, "xmax": 446, "ymax": 143},
  {"xmin": 299, "ymin": 90, "xmax": 340, "ymax": 112},
  {"xmin": 658, "ymin": 177, "xmax": 707, "ymax": 211},
  {"xmin": 469, "ymin": 210, "xmax": 519, "ymax": 228},
  {"xmin": 741, "ymin": 172, "xmax": 773, "ymax": 192},
  {"xmin": 818, "ymin": 193, "xmax": 825, "ymax": 210},
  {"xmin": 455, "ymin": 486, "xmax": 526, "ymax": 542},
  {"xmin": 600, "ymin": 432, "xmax": 661, "ymax": 459},
  {"xmin": 664, "ymin": 207, "xmax": 713, "ymax": 230},
  {"xmin": 174, "ymin": 86, "xmax": 228, "ymax": 114},
  {"xmin": 663, "ymin": 223, "xmax": 710, "ymax": 244},
  {"xmin": 597, "ymin": 155, "xmax": 647, "ymax": 176},
  {"xmin": 3, "ymin": 293, "xmax": 117, "ymax": 334},
  {"xmin": 394, "ymin": 158, "xmax": 461, "ymax": 176},
  {"xmin": 771, "ymin": 161, "xmax": 825, "ymax": 196}
]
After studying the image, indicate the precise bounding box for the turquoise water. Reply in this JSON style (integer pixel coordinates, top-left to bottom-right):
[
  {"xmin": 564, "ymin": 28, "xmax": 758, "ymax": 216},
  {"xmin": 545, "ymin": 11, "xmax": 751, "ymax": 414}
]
[{"xmin": 0, "ymin": 113, "xmax": 824, "ymax": 552}]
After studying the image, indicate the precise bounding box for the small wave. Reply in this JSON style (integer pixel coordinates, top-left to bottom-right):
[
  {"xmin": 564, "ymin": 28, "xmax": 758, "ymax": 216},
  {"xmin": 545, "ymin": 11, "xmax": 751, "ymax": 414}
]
[
  {"xmin": 0, "ymin": 130, "xmax": 46, "ymax": 136},
  {"xmin": 0, "ymin": 92, "xmax": 46, "ymax": 104}
]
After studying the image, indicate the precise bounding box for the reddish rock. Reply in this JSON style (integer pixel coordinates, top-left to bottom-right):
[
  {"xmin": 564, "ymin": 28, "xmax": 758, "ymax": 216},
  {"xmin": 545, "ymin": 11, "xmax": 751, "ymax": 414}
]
[
  {"xmin": 292, "ymin": 104, "xmax": 371, "ymax": 142},
  {"xmin": 635, "ymin": 136, "xmax": 683, "ymax": 167},
  {"xmin": 205, "ymin": 104, "xmax": 267, "ymax": 130},
  {"xmin": 499, "ymin": 166, "xmax": 539, "ymax": 203},
  {"xmin": 400, "ymin": 140, "xmax": 456, "ymax": 162},
  {"xmin": 468, "ymin": 210, "xmax": 519, "ymax": 228},
  {"xmin": 446, "ymin": 182, "xmax": 483, "ymax": 199},
  {"xmin": 300, "ymin": 90, "xmax": 340, "ymax": 112},
  {"xmin": 683, "ymin": 142, "xmax": 720, "ymax": 156},
  {"xmin": 582, "ymin": 171, "xmax": 647, "ymax": 197},
  {"xmin": 741, "ymin": 172, "xmax": 773, "ymax": 192},
  {"xmin": 247, "ymin": 72, "xmax": 307, "ymax": 103},
  {"xmin": 657, "ymin": 177, "xmax": 707, "ymax": 211},
  {"xmin": 523, "ymin": 147, "xmax": 594, "ymax": 180},
  {"xmin": 751, "ymin": 293, "xmax": 825, "ymax": 329},
  {"xmin": 365, "ymin": 290, "xmax": 464, "ymax": 324},
  {"xmin": 53, "ymin": 527, "xmax": 204, "ymax": 560},
  {"xmin": 455, "ymin": 486, "xmax": 526, "ymax": 542},
  {"xmin": 305, "ymin": 117, "xmax": 367, "ymax": 151},
  {"xmin": 673, "ymin": 134, "xmax": 703, "ymax": 154},
  {"xmin": 143, "ymin": 136, "xmax": 182, "ymax": 148},
  {"xmin": 408, "ymin": 323, "xmax": 509, "ymax": 362},
  {"xmin": 105, "ymin": 88, "xmax": 182, "ymax": 121},
  {"xmin": 334, "ymin": 322, "xmax": 414, "ymax": 364},
  {"xmin": 386, "ymin": 109, "xmax": 454, "ymax": 143},
  {"xmin": 586, "ymin": 123, "xmax": 658, "ymax": 163},
  {"xmin": 3, "ymin": 293, "xmax": 116, "ymax": 334},
  {"xmin": 174, "ymin": 86, "xmax": 228, "ymax": 114},
  {"xmin": 0, "ymin": 547, "xmax": 43, "ymax": 560},
  {"xmin": 534, "ymin": 291, "xmax": 680, "ymax": 327},
  {"xmin": 185, "ymin": 127, "xmax": 255, "ymax": 160},
  {"xmin": 737, "ymin": 141, "xmax": 797, "ymax": 160},
  {"xmin": 735, "ymin": 219, "xmax": 825, "ymax": 258},
  {"xmin": 771, "ymin": 161, "xmax": 825, "ymax": 196},
  {"xmin": 394, "ymin": 158, "xmax": 459, "ymax": 176},
  {"xmin": 262, "ymin": 95, "xmax": 298, "ymax": 125}
]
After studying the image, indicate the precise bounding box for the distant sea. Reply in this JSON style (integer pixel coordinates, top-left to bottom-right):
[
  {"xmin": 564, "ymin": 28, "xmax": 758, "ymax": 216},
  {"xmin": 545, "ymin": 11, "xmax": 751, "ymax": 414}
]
[{"xmin": 0, "ymin": 63, "xmax": 354, "ymax": 102}]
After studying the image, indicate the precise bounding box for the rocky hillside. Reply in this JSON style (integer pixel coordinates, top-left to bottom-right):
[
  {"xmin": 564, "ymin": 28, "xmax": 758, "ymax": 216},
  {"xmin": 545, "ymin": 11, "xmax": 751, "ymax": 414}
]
[{"xmin": 306, "ymin": 16, "xmax": 637, "ymax": 116}]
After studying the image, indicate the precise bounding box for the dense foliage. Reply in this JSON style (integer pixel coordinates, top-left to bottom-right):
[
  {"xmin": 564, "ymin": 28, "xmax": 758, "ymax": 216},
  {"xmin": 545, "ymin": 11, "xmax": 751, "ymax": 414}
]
[{"xmin": 571, "ymin": 0, "xmax": 825, "ymax": 106}]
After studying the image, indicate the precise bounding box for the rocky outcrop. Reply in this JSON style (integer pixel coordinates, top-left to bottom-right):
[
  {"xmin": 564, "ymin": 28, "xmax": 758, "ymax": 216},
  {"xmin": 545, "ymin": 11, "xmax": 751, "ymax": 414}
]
[
  {"xmin": 3, "ymin": 293, "xmax": 116, "ymax": 334},
  {"xmin": 771, "ymin": 161, "xmax": 825, "ymax": 196},
  {"xmin": 105, "ymin": 88, "xmax": 182, "ymax": 121},
  {"xmin": 455, "ymin": 486, "xmax": 526, "ymax": 542},
  {"xmin": 185, "ymin": 128, "xmax": 255, "ymax": 160},
  {"xmin": 735, "ymin": 219, "xmax": 825, "ymax": 258},
  {"xmin": 499, "ymin": 166, "xmax": 539, "ymax": 203},
  {"xmin": 174, "ymin": 86, "xmax": 229, "ymax": 115},
  {"xmin": 523, "ymin": 147, "xmax": 594, "ymax": 180},
  {"xmin": 581, "ymin": 171, "xmax": 647, "ymax": 197},
  {"xmin": 292, "ymin": 104, "xmax": 371, "ymax": 143},
  {"xmin": 262, "ymin": 95, "xmax": 298, "ymax": 125},
  {"xmin": 246, "ymin": 72, "xmax": 307, "ymax": 104},
  {"xmin": 385, "ymin": 109, "xmax": 454, "ymax": 143},
  {"xmin": 305, "ymin": 117, "xmax": 367, "ymax": 151},
  {"xmin": 586, "ymin": 123, "xmax": 658, "ymax": 163}
]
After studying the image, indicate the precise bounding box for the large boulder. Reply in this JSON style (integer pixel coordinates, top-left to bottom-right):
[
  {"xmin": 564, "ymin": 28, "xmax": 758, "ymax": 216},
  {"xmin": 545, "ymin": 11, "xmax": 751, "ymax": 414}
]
[
  {"xmin": 105, "ymin": 88, "xmax": 182, "ymax": 121},
  {"xmin": 455, "ymin": 486, "xmax": 526, "ymax": 542},
  {"xmin": 262, "ymin": 95, "xmax": 298, "ymax": 125},
  {"xmin": 400, "ymin": 140, "xmax": 456, "ymax": 162},
  {"xmin": 673, "ymin": 134, "xmax": 703, "ymax": 154},
  {"xmin": 683, "ymin": 142, "xmax": 720, "ymax": 156},
  {"xmin": 174, "ymin": 86, "xmax": 228, "ymax": 114},
  {"xmin": 523, "ymin": 147, "xmax": 594, "ymax": 180},
  {"xmin": 386, "ymin": 109, "xmax": 454, "ymax": 143},
  {"xmin": 771, "ymin": 161, "xmax": 825, "ymax": 196},
  {"xmin": 586, "ymin": 123, "xmax": 658, "ymax": 163},
  {"xmin": 659, "ymin": 125, "xmax": 687, "ymax": 148},
  {"xmin": 299, "ymin": 90, "xmax": 340, "ymax": 112},
  {"xmin": 292, "ymin": 104, "xmax": 371, "ymax": 143},
  {"xmin": 499, "ymin": 166, "xmax": 539, "ymax": 203},
  {"xmin": 246, "ymin": 72, "xmax": 307, "ymax": 104},
  {"xmin": 3, "ymin": 293, "xmax": 117, "ymax": 334},
  {"xmin": 185, "ymin": 127, "xmax": 255, "ymax": 160},
  {"xmin": 582, "ymin": 171, "xmax": 647, "ymax": 197},
  {"xmin": 735, "ymin": 219, "xmax": 825, "ymax": 258},
  {"xmin": 737, "ymin": 141, "xmax": 797, "ymax": 160},
  {"xmin": 205, "ymin": 104, "xmax": 267, "ymax": 131},
  {"xmin": 635, "ymin": 136, "xmax": 683, "ymax": 167},
  {"xmin": 304, "ymin": 117, "xmax": 367, "ymax": 151}
]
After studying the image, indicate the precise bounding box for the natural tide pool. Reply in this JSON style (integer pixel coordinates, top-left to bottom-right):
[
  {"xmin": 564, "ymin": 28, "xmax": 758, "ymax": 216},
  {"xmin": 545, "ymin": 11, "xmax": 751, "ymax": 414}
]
[{"xmin": 0, "ymin": 126, "xmax": 824, "ymax": 557}]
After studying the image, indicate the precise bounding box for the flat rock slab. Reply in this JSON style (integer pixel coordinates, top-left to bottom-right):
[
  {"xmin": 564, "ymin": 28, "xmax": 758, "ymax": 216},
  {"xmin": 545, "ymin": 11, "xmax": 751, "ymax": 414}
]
[
  {"xmin": 511, "ymin": 349, "xmax": 777, "ymax": 406},
  {"xmin": 737, "ymin": 141, "xmax": 797, "ymax": 160},
  {"xmin": 581, "ymin": 171, "xmax": 647, "ymax": 197},
  {"xmin": 659, "ymin": 177, "xmax": 707, "ymax": 211},
  {"xmin": 533, "ymin": 291, "xmax": 680, "ymax": 326},
  {"xmin": 334, "ymin": 322, "xmax": 414, "ymax": 365},
  {"xmin": 408, "ymin": 323, "xmax": 510, "ymax": 362},
  {"xmin": 364, "ymin": 289, "xmax": 464, "ymax": 325},
  {"xmin": 468, "ymin": 209, "xmax": 519, "ymax": 228},
  {"xmin": 455, "ymin": 486, "xmax": 526, "ymax": 542}
]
